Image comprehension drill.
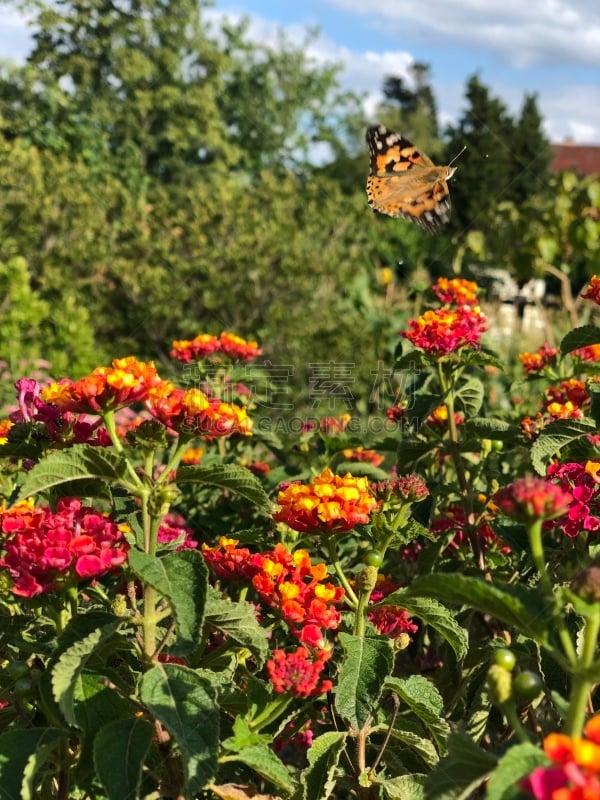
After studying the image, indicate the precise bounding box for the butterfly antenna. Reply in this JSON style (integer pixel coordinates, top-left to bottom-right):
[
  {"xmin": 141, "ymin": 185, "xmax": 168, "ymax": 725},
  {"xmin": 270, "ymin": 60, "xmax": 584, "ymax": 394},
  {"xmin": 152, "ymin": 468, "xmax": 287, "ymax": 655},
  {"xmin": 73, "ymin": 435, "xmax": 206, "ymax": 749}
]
[{"xmin": 448, "ymin": 145, "xmax": 467, "ymax": 167}]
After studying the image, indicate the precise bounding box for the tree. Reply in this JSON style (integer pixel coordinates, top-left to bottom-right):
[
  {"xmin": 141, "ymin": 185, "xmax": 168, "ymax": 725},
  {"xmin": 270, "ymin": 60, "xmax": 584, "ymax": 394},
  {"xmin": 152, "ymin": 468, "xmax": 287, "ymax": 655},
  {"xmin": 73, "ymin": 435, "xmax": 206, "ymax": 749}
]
[
  {"xmin": 376, "ymin": 62, "xmax": 440, "ymax": 153},
  {"xmin": 444, "ymin": 75, "xmax": 551, "ymax": 234}
]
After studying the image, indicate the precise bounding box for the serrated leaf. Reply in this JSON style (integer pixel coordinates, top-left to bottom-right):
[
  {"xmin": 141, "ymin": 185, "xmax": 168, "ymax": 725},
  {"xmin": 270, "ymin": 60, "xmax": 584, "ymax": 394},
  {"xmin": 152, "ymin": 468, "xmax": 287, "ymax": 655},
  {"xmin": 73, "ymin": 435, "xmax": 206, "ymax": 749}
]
[
  {"xmin": 377, "ymin": 774, "xmax": 426, "ymax": 800},
  {"xmin": 530, "ymin": 418, "xmax": 598, "ymax": 475},
  {"xmin": 140, "ymin": 663, "xmax": 218, "ymax": 794},
  {"xmin": 403, "ymin": 574, "xmax": 549, "ymax": 642},
  {"xmin": 93, "ymin": 717, "xmax": 154, "ymax": 800},
  {"xmin": 0, "ymin": 728, "xmax": 66, "ymax": 800},
  {"xmin": 51, "ymin": 619, "xmax": 121, "ymax": 726},
  {"xmin": 176, "ymin": 464, "xmax": 271, "ymax": 512},
  {"xmin": 561, "ymin": 325, "xmax": 600, "ymax": 356},
  {"xmin": 464, "ymin": 417, "xmax": 520, "ymax": 440},
  {"xmin": 302, "ymin": 732, "xmax": 347, "ymax": 800},
  {"xmin": 228, "ymin": 744, "xmax": 293, "ymax": 793},
  {"xmin": 384, "ymin": 676, "xmax": 449, "ymax": 754},
  {"xmin": 424, "ymin": 733, "xmax": 497, "ymax": 800},
  {"xmin": 396, "ymin": 439, "xmax": 434, "ymax": 467},
  {"xmin": 128, "ymin": 549, "xmax": 208, "ymax": 654},
  {"xmin": 485, "ymin": 743, "xmax": 549, "ymax": 800},
  {"xmin": 17, "ymin": 444, "xmax": 129, "ymax": 499},
  {"xmin": 334, "ymin": 461, "xmax": 389, "ymax": 481},
  {"xmin": 454, "ymin": 377, "xmax": 484, "ymax": 417},
  {"xmin": 335, "ymin": 633, "xmax": 394, "ymax": 729},
  {"xmin": 376, "ymin": 590, "xmax": 468, "ymax": 661},
  {"xmin": 388, "ymin": 727, "xmax": 439, "ymax": 767},
  {"xmin": 204, "ymin": 590, "xmax": 269, "ymax": 665}
]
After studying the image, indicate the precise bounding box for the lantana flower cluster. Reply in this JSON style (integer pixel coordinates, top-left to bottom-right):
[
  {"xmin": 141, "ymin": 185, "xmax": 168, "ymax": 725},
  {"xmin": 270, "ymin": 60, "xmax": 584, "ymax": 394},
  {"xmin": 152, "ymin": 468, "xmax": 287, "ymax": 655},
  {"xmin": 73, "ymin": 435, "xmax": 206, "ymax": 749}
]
[
  {"xmin": 545, "ymin": 461, "xmax": 600, "ymax": 538},
  {"xmin": 493, "ymin": 475, "xmax": 573, "ymax": 525},
  {"xmin": 403, "ymin": 277, "xmax": 487, "ymax": 358},
  {"xmin": 202, "ymin": 538, "xmax": 344, "ymax": 646},
  {"xmin": 0, "ymin": 497, "xmax": 129, "ymax": 597},
  {"xmin": 431, "ymin": 503, "xmax": 511, "ymax": 556},
  {"xmin": 170, "ymin": 332, "xmax": 262, "ymax": 363},
  {"xmin": 520, "ymin": 343, "xmax": 559, "ymax": 375},
  {"xmin": 521, "ymin": 715, "xmax": 600, "ymax": 799},
  {"xmin": 367, "ymin": 576, "xmax": 419, "ymax": 640},
  {"xmin": 266, "ymin": 647, "xmax": 333, "ymax": 698},
  {"xmin": 145, "ymin": 386, "xmax": 252, "ymax": 439},
  {"xmin": 273, "ymin": 468, "xmax": 378, "ymax": 535},
  {"xmin": 42, "ymin": 357, "xmax": 165, "ymax": 414},
  {"xmin": 8, "ymin": 378, "xmax": 111, "ymax": 447}
]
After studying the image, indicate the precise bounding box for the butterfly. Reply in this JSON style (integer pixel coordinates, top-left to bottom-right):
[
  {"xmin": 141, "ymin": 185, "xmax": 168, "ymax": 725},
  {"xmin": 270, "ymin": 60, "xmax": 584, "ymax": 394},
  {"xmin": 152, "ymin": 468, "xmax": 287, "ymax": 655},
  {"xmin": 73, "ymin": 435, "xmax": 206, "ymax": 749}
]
[{"xmin": 365, "ymin": 125, "xmax": 457, "ymax": 232}]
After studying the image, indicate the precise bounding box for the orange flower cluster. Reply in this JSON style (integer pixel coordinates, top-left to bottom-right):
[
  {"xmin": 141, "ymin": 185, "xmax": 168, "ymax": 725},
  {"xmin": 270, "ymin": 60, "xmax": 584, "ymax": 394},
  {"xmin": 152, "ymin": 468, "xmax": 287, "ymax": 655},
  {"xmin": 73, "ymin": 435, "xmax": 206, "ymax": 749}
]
[
  {"xmin": 42, "ymin": 358, "xmax": 166, "ymax": 414},
  {"xmin": 342, "ymin": 446, "xmax": 384, "ymax": 467},
  {"xmin": 572, "ymin": 344, "xmax": 600, "ymax": 363},
  {"xmin": 431, "ymin": 277, "xmax": 479, "ymax": 306},
  {"xmin": 273, "ymin": 468, "xmax": 378, "ymax": 535},
  {"xmin": 145, "ymin": 387, "xmax": 252, "ymax": 439},
  {"xmin": 170, "ymin": 331, "xmax": 262, "ymax": 363},
  {"xmin": 403, "ymin": 307, "xmax": 488, "ymax": 358},
  {"xmin": 581, "ymin": 275, "xmax": 600, "ymax": 305},
  {"xmin": 521, "ymin": 715, "xmax": 600, "ymax": 799},
  {"xmin": 0, "ymin": 419, "xmax": 13, "ymax": 444},
  {"xmin": 520, "ymin": 343, "xmax": 559, "ymax": 374},
  {"xmin": 544, "ymin": 380, "xmax": 590, "ymax": 420},
  {"xmin": 202, "ymin": 538, "xmax": 344, "ymax": 646}
]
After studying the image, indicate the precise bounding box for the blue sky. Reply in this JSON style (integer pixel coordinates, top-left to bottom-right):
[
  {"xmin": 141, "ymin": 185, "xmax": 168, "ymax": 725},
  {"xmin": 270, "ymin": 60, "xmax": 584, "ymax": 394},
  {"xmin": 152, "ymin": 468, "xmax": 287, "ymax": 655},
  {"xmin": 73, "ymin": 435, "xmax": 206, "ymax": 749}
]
[{"xmin": 2, "ymin": 0, "xmax": 599, "ymax": 143}]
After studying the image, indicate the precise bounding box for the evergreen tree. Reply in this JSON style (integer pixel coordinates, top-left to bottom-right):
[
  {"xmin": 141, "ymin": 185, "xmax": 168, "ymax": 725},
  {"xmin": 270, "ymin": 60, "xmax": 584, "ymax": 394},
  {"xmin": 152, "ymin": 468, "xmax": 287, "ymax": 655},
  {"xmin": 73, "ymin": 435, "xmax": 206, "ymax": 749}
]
[
  {"xmin": 445, "ymin": 75, "xmax": 551, "ymax": 234},
  {"xmin": 377, "ymin": 62, "xmax": 440, "ymax": 152}
]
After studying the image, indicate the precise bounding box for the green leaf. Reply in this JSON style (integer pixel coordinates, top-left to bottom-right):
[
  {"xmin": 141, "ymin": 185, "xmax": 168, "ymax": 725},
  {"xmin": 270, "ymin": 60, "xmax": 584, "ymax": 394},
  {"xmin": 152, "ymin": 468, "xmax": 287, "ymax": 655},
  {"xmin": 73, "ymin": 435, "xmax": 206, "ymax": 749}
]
[
  {"xmin": 396, "ymin": 438, "xmax": 435, "ymax": 467},
  {"xmin": 140, "ymin": 663, "xmax": 218, "ymax": 794},
  {"xmin": 560, "ymin": 325, "xmax": 600, "ymax": 356},
  {"xmin": 424, "ymin": 733, "xmax": 497, "ymax": 800},
  {"xmin": 51, "ymin": 619, "xmax": 121, "ymax": 726},
  {"xmin": 388, "ymin": 727, "xmax": 439, "ymax": 767},
  {"xmin": 228, "ymin": 744, "xmax": 293, "ymax": 793},
  {"xmin": 0, "ymin": 728, "xmax": 66, "ymax": 800},
  {"xmin": 486, "ymin": 743, "xmax": 549, "ymax": 800},
  {"xmin": 93, "ymin": 718, "xmax": 154, "ymax": 800},
  {"xmin": 403, "ymin": 574, "xmax": 549, "ymax": 642},
  {"xmin": 175, "ymin": 464, "xmax": 271, "ymax": 512},
  {"xmin": 376, "ymin": 590, "xmax": 468, "ymax": 661},
  {"xmin": 335, "ymin": 633, "xmax": 394, "ymax": 729},
  {"xmin": 377, "ymin": 774, "xmax": 426, "ymax": 800},
  {"xmin": 530, "ymin": 418, "xmax": 598, "ymax": 474},
  {"xmin": 384, "ymin": 676, "xmax": 449, "ymax": 754},
  {"xmin": 128, "ymin": 549, "xmax": 208, "ymax": 654},
  {"xmin": 302, "ymin": 732, "xmax": 347, "ymax": 800},
  {"xmin": 17, "ymin": 444, "xmax": 130, "ymax": 499},
  {"xmin": 454, "ymin": 377, "xmax": 484, "ymax": 417},
  {"xmin": 204, "ymin": 589, "xmax": 269, "ymax": 665},
  {"xmin": 464, "ymin": 417, "xmax": 521, "ymax": 441}
]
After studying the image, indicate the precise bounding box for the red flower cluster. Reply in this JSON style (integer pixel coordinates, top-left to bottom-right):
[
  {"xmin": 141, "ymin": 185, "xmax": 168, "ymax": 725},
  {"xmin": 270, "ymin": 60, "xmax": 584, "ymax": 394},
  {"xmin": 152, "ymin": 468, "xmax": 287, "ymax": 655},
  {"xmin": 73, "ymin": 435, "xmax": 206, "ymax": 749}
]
[
  {"xmin": 42, "ymin": 358, "xmax": 166, "ymax": 415},
  {"xmin": 145, "ymin": 387, "xmax": 252, "ymax": 439},
  {"xmin": 581, "ymin": 275, "xmax": 600, "ymax": 305},
  {"xmin": 403, "ymin": 306, "xmax": 488, "ymax": 357},
  {"xmin": 170, "ymin": 332, "xmax": 262, "ymax": 363},
  {"xmin": 521, "ymin": 714, "xmax": 600, "ymax": 799},
  {"xmin": 202, "ymin": 538, "xmax": 344, "ymax": 645},
  {"xmin": 431, "ymin": 277, "xmax": 479, "ymax": 306},
  {"xmin": 493, "ymin": 476, "xmax": 573, "ymax": 525},
  {"xmin": 157, "ymin": 514, "xmax": 198, "ymax": 551},
  {"xmin": 546, "ymin": 461, "xmax": 600, "ymax": 538},
  {"xmin": 519, "ymin": 343, "xmax": 559, "ymax": 375},
  {"xmin": 266, "ymin": 647, "xmax": 333, "ymax": 698},
  {"xmin": 0, "ymin": 498, "xmax": 129, "ymax": 597},
  {"xmin": 544, "ymin": 380, "xmax": 589, "ymax": 420},
  {"xmin": 368, "ymin": 576, "xmax": 419, "ymax": 640},
  {"xmin": 273, "ymin": 468, "xmax": 378, "ymax": 535},
  {"xmin": 572, "ymin": 344, "xmax": 600, "ymax": 363},
  {"xmin": 9, "ymin": 379, "xmax": 111, "ymax": 447},
  {"xmin": 342, "ymin": 446, "xmax": 384, "ymax": 467},
  {"xmin": 431, "ymin": 504, "xmax": 511, "ymax": 555}
]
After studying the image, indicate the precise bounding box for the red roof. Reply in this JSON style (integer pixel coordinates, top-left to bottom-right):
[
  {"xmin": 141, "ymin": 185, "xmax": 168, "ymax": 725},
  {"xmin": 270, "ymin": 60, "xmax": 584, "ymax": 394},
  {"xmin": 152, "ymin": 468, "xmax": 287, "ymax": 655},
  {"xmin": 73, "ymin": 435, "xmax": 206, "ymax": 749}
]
[{"xmin": 551, "ymin": 142, "xmax": 600, "ymax": 176}]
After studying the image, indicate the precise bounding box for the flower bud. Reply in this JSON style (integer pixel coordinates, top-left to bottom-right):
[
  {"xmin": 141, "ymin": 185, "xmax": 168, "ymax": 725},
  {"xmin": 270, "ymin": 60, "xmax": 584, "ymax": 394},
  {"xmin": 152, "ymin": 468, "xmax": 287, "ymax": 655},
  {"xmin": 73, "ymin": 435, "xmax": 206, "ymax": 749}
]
[{"xmin": 487, "ymin": 663, "xmax": 513, "ymax": 707}]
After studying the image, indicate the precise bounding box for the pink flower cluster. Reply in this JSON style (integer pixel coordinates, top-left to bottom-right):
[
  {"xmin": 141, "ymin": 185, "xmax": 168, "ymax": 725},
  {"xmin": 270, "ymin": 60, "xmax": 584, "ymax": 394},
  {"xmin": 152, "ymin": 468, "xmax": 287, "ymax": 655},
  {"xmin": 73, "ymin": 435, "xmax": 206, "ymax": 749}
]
[
  {"xmin": 0, "ymin": 498, "xmax": 129, "ymax": 597},
  {"xmin": 546, "ymin": 461, "xmax": 600, "ymax": 538}
]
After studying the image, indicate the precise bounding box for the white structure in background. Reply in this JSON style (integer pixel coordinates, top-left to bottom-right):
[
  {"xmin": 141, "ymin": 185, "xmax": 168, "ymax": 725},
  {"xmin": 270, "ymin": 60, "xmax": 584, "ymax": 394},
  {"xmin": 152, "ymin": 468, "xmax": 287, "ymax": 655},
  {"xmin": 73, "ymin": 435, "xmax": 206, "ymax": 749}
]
[{"xmin": 471, "ymin": 267, "xmax": 547, "ymax": 340}]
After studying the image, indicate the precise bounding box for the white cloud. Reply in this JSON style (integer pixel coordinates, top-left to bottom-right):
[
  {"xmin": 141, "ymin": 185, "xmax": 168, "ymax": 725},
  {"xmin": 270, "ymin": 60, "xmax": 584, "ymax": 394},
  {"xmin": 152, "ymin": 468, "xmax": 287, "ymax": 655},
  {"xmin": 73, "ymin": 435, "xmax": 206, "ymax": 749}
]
[{"xmin": 326, "ymin": 0, "xmax": 600, "ymax": 68}]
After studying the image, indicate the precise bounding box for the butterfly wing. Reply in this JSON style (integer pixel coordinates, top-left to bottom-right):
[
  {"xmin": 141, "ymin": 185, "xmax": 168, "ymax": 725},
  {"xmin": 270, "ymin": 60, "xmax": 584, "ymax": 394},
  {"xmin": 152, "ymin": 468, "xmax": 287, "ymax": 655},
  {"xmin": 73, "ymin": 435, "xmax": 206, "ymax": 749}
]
[{"xmin": 365, "ymin": 125, "xmax": 453, "ymax": 232}]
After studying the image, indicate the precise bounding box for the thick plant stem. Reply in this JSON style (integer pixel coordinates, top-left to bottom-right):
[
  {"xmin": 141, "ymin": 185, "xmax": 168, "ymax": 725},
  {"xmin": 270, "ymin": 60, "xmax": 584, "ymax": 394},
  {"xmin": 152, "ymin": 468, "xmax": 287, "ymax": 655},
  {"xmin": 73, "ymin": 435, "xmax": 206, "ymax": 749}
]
[
  {"xmin": 565, "ymin": 609, "xmax": 600, "ymax": 736},
  {"xmin": 527, "ymin": 518, "xmax": 577, "ymax": 666},
  {"xmin": 437, "ymin": 363, "xmax": 485, "ymax": 571}
]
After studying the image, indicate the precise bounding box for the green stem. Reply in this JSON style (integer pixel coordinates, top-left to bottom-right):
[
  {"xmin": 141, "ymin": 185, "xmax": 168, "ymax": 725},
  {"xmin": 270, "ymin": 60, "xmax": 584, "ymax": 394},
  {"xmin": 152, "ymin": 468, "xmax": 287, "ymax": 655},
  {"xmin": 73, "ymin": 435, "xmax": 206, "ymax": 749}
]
[
  {"xmin": 437, "ymin": 362, "xmax": 485, "ymax": 570},
  {"xmin": 101, "ymin": 408, "xmax": 145, "ymax": 491},
  {"xmin": 326, "ymin": 537, "xmax": 358, "ymax": 609},
  {"xmin": 565, "ymin": 608, "xmax": 600, "ymax": 736},
  {"xmin": 247, "ymin": 694, "xmax": 292, "ymax": 730},
  {"xmin": 527, "ymin": 519, "xmax": 577, "ymax": 665}
]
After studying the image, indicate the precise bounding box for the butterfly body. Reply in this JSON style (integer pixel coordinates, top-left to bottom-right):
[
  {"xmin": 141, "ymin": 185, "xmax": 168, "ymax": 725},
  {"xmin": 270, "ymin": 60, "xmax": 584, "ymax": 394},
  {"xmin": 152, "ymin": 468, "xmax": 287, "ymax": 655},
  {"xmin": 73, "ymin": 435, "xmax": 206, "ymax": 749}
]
[{"xmin": 366, "ymin": 125, "xmax": 456, "ymax": 232}]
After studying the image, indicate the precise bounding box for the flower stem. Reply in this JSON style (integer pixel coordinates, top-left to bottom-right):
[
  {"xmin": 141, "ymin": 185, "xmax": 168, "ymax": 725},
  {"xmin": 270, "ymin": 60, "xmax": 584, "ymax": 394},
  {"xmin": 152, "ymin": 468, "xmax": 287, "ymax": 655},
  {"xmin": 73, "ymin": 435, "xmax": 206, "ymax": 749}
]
[
  {"xmin": 565, "ymin": 608, "xmax": 600, "ymax": 736},
  {"xmin": 326, "ymin": 537, "xmax": 358, "ymax": 609}
]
